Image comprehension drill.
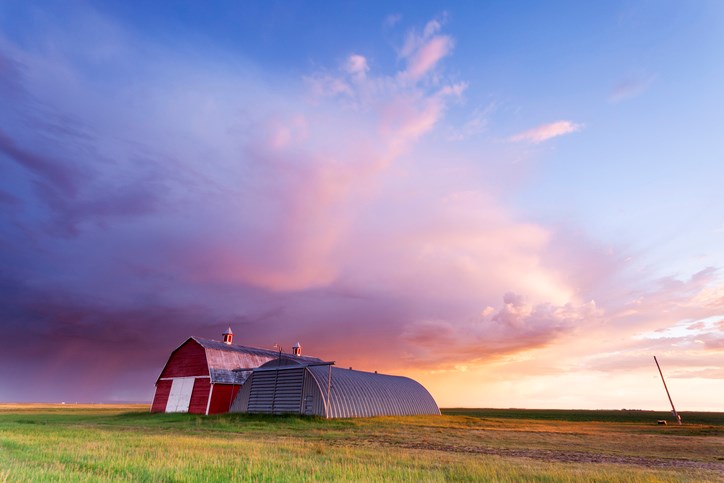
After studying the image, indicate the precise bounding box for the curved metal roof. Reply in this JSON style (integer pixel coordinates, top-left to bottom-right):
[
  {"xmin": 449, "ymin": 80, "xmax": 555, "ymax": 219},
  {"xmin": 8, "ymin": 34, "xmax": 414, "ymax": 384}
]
[{"xmin": 307, "ymin": 365, "xmax": 440, "ymax": 418}]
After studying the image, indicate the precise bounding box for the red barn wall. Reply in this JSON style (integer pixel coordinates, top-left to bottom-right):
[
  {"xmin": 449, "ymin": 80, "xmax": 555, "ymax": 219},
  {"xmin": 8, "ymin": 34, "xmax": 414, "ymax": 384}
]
[
  {"xmin": 151, "ymin": 380, "xmax": 172, "ymax": 413},
  {"xmin": 189, "ymin": 378, "xmax": 211, "ymax": 414},
  {"xmin": 208, "ymin": 384, "xmax": 241, "ymax": 414},
  {"xmin": 152, "ymin": 339, "xmax": 210, "ymax": 413},
  {"xmin": 159, "ymin": 339, "xmax": 209, "ymax": 379}
]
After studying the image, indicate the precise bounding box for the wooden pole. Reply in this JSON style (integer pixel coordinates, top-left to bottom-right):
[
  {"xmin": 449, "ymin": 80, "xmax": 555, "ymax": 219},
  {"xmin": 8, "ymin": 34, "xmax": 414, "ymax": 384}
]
[{"xmin": 654, "ymin": 356, "xmax": 682, "ymax": 425}]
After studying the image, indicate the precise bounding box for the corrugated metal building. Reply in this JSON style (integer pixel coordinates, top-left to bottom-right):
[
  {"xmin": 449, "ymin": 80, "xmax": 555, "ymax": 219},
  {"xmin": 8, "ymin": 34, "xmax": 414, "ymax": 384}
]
[
  {"xmin": 229, "ymin": 357, "xmax": 441, "ymax": 418},
  {"xmin": 152, "ymin": 329, "xmax": 440, "ymax": 417},
  {"xmin": 150, "ymin": 329, "xmax": 323, "ymax": 414}
]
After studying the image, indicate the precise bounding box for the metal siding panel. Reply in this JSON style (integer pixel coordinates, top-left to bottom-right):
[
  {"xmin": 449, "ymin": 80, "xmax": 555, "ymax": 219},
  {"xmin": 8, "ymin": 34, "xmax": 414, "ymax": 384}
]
[
  {"xmin": 307, "ymin": 366, "xmax": 440, "ymax": 418},
  {"xmin": 205, "ymin": 351, "xmax": 276, "ymax": 385},
  {"xmin": 272, "ymin": 369, "xmax": 304, "ymax": 414},
  {"xmin": 245, "ymin": 368, "xmax": 305, "ymax": 415},
  {"xmin": 350, "ymin": 374, "xmax": 367, "ymax": 416},
  {"xmin": 298, "ymin": 368, "xmax": 322, "ymax": 417},
  {"xmin": 229, "ymin": 379, "xmax": 251, "ymax": 413},
  {"xmin": 304, "ymin": 366, "xmax": 328, "ymax": 417},
  {"xmin": 247, "ymin": 371, "xmax": 276, "ymax": 414}
]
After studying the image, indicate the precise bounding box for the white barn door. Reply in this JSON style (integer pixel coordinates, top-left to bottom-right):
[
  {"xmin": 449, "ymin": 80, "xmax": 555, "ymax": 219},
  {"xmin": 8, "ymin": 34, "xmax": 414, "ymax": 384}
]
[{"xmin": 166, "ymin": 377, "xmax": 195, "ymax": 412}]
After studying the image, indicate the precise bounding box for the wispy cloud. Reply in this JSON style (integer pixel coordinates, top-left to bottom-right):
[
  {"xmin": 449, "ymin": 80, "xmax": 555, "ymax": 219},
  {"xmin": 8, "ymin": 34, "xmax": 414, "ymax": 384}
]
[
  {"xmin": 0, "ymin": 128, "xmax": 82, "ymax": 197},
  {"xmin": 384, "ymin": 13, "xmax": 402, "ymax": 28},
  {"xmin": 447, "ymin": 103, "xmax": 494, "ymax": 141},
  {"xmin": 510, "ymin": 120, "xmax": 583, "ymax": 143},
  {"xmin": 344, "ymin": 54, "xmax": 369, "ymax": 79},
  {"xmin": 608, "ymin": 74, "xmax": 656, "ymax": 103},
  {"xmin": 403, "ymin": 36, "xmax": 454, "ymax": 80},
  {"xmin": 398, "ymin": 17, "xmax": 454, "ymax": 81}
]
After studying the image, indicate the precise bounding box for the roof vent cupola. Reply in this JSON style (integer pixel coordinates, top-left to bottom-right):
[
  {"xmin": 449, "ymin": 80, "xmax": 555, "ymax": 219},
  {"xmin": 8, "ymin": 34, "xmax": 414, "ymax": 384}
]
[
  {"xmin": 292, "ymin": 341, "xmax": 302, "ymax": 357},
  {"xmin": 222, "ymin": 327, "xmax": 233, "ymax": 345}
]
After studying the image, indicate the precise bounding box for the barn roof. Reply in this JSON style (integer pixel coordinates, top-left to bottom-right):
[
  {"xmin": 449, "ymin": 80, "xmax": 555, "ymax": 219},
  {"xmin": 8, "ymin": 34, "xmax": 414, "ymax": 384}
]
[
  {"xmin": 307, "ymin": 365, "xmax": 440, "ymax": 418},
  {"xmin": 192, "ymin": 337, "xmax": 324, "ymax": 385}
]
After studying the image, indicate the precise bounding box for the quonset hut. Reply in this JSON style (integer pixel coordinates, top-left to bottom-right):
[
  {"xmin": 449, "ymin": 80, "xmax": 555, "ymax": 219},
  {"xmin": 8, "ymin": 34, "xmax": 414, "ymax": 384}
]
[
  {"xmin": 151, "ymin": 328, "xmax": 440, "ymax": 418},
  {"xmin": 229, "ymin": 357, "xmax": 441, "ymax": 418}
]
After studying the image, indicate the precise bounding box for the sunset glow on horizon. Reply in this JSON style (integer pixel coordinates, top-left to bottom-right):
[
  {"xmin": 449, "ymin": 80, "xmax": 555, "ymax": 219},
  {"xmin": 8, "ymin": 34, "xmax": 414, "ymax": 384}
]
[{"xmin": 1, "ymin": 1, "xmax": 723, "ymax": 411}]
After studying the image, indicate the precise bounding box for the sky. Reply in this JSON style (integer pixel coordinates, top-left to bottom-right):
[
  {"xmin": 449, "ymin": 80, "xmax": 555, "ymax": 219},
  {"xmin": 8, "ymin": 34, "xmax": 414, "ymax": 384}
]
[{"xmin": 0, "ymin": 1, "xmax": 723, "ymax": 410}]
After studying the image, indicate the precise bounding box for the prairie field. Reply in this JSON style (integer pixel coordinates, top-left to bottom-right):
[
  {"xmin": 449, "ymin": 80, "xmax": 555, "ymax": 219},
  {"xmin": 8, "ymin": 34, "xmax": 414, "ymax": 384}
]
[{"xmin": 0, "ymin": 405, "xmax": 722, "ymax": 482}]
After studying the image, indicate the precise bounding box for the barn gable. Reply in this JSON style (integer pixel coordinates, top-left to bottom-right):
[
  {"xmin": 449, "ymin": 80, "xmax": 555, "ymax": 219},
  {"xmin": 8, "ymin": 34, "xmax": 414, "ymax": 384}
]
[{"xmin": 157, "ymin": 338, "xmax": 209, "ymax": 381}]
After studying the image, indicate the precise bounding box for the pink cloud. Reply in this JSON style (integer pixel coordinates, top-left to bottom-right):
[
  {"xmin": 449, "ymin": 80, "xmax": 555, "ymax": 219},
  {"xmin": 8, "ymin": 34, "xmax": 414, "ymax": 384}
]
[
  {"xmin": 304, "ymin": 74, "xmax": 352, "ymax": 98},
  {"xmin": 510, "ymin": 120, "xmax": 583, "ymax": 143},
  {"xmin": 345, "ymin": 54, "xmax": 369, "ymax": 79},
  {"xmin": 396, "ymin": 17, "xmax": 454, "ymax": 82},
  {"xmin": 402, "ymin": 35, "xmax": 453, "ymax": 81},
  {"xmin": 399, "ymin": 293, "xmax": 599, "ymax": 367},
  {"xmin": 423, "ymin": 19, "xmax": 443, "ymax": 38},
  {"xmin": 399, "ymin": 18, "xmax": 445, "ymax": 58},
  {"xmin": 438, "ymin": 81, "xmax": 467, "ymax": 98},
  {"xmin": 3, "ymin": 9, "xmax": 723, "ymax": 409},
  {"xmin": 380, "ymin": 96, "xmax": 443, "ymax": 157}
]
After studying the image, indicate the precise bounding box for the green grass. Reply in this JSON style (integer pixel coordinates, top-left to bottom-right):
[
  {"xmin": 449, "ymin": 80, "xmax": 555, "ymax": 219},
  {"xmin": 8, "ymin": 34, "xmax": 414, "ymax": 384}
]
[{"xmin": 1, "ymin": 405, "xmax": 722, "ymax": 482}]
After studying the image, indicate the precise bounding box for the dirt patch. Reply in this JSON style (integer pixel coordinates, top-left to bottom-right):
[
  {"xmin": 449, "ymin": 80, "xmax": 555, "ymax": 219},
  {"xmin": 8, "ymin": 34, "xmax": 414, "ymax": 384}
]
[{"xmin": 351, "ymin": 439, "xmax": 724, "ymax": 472}]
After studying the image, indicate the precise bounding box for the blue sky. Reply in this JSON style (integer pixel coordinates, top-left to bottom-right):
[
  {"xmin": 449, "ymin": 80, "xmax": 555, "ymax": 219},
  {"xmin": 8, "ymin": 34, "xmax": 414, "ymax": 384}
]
[{"xmin": 0, "ymin": 1, "xmax": 722, "ymax": 409}]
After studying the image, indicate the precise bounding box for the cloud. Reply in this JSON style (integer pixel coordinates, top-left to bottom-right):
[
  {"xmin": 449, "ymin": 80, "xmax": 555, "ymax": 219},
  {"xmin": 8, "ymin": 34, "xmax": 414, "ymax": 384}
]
[
  {"xmin": 0, "ymin": 8, "xmax": 588, "ymax": 395},
  {"xmin": 447, "ymin": 103, "xmax": 494, "ymax": 141},
  {"xmin": 384, "ymin": 14, "xmax": 402, "ymax": 28},
  {"xmin": 1, "ymin": 12, "xmax": 470, "ymax": 302},
  {"xmin": 0, "ymin": 129, "xmax": 82, "ymax": 197},
  {"xmin": 397, "ymin": 17, "xmax": 454, "ymax": 81},
  {"xmin": 0, "ymin": 281, "xmax": 214, "ymax": 402},
  {"xmin": 0, "ymin": 49, "xmax": 27, "ymax": 95},
  {"xmin": 549, "ymin": 268, "xmax": 724, "ymax": 379},
  {"xmin": 403, "ymin": 36, "xmax": 454, "ymax": 80},
  {"xmin": 345, "ymin": 54, "xmax": 369, "ymax": 79},
  {"xmin": 400, "ymin": 293, "xmax": 599, "ymax": 367},
  {"xmin": 0, "ymin": 6, "xmax": 722, "ymax": 409},
  {"xmin": 608, "ymin": 74, "xmax": 656, "ymax": 103},
  {"xmin": 510, "ymin": 120, "xmax": 583, "ymax": 144}
]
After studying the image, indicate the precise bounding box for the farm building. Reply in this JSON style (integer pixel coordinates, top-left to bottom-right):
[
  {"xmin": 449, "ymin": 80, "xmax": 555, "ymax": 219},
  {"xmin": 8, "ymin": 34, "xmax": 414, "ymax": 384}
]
[
  {"xmin": 151, "ymin": 328, "xmax": 323, "ymax": 414},
  {"xmin": 151, "ymin": 328, "xmax": 440, "ymax": 418},
  {"xmin": 229, "ymin": 357, "xmax": 441, "ymax": 418}
]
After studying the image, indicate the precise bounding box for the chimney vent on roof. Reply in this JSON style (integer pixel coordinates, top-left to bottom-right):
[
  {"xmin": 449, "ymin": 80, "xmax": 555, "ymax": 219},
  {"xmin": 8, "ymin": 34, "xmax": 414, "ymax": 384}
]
[
  {"xmin": 222, "ymin": 327, "xmax": 233, "ymax": 345},
  {"xmin": 292, "ymin": 341, "xmax": 302, "ymax": 356}
]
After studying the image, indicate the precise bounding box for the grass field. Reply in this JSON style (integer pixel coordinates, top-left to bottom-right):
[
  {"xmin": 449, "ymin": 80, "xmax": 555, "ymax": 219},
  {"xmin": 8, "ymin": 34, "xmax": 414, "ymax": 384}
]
[{"xmin": 1, "ymin": 405, "xmax": 722, "ymax": 482}]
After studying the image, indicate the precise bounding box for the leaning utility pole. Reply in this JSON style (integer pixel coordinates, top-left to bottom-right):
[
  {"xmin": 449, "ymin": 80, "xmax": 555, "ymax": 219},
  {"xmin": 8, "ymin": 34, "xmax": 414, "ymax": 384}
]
[{"xmin": 653, "ymin": 356, "xmax": 682, "ymax": 425}]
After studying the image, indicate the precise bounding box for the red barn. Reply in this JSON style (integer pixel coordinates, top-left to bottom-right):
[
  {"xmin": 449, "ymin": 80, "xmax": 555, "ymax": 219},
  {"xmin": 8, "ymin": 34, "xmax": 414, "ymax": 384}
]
[{"xmin": 151, "ymin": 328, "xmax": 322, "ymax": 414}]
